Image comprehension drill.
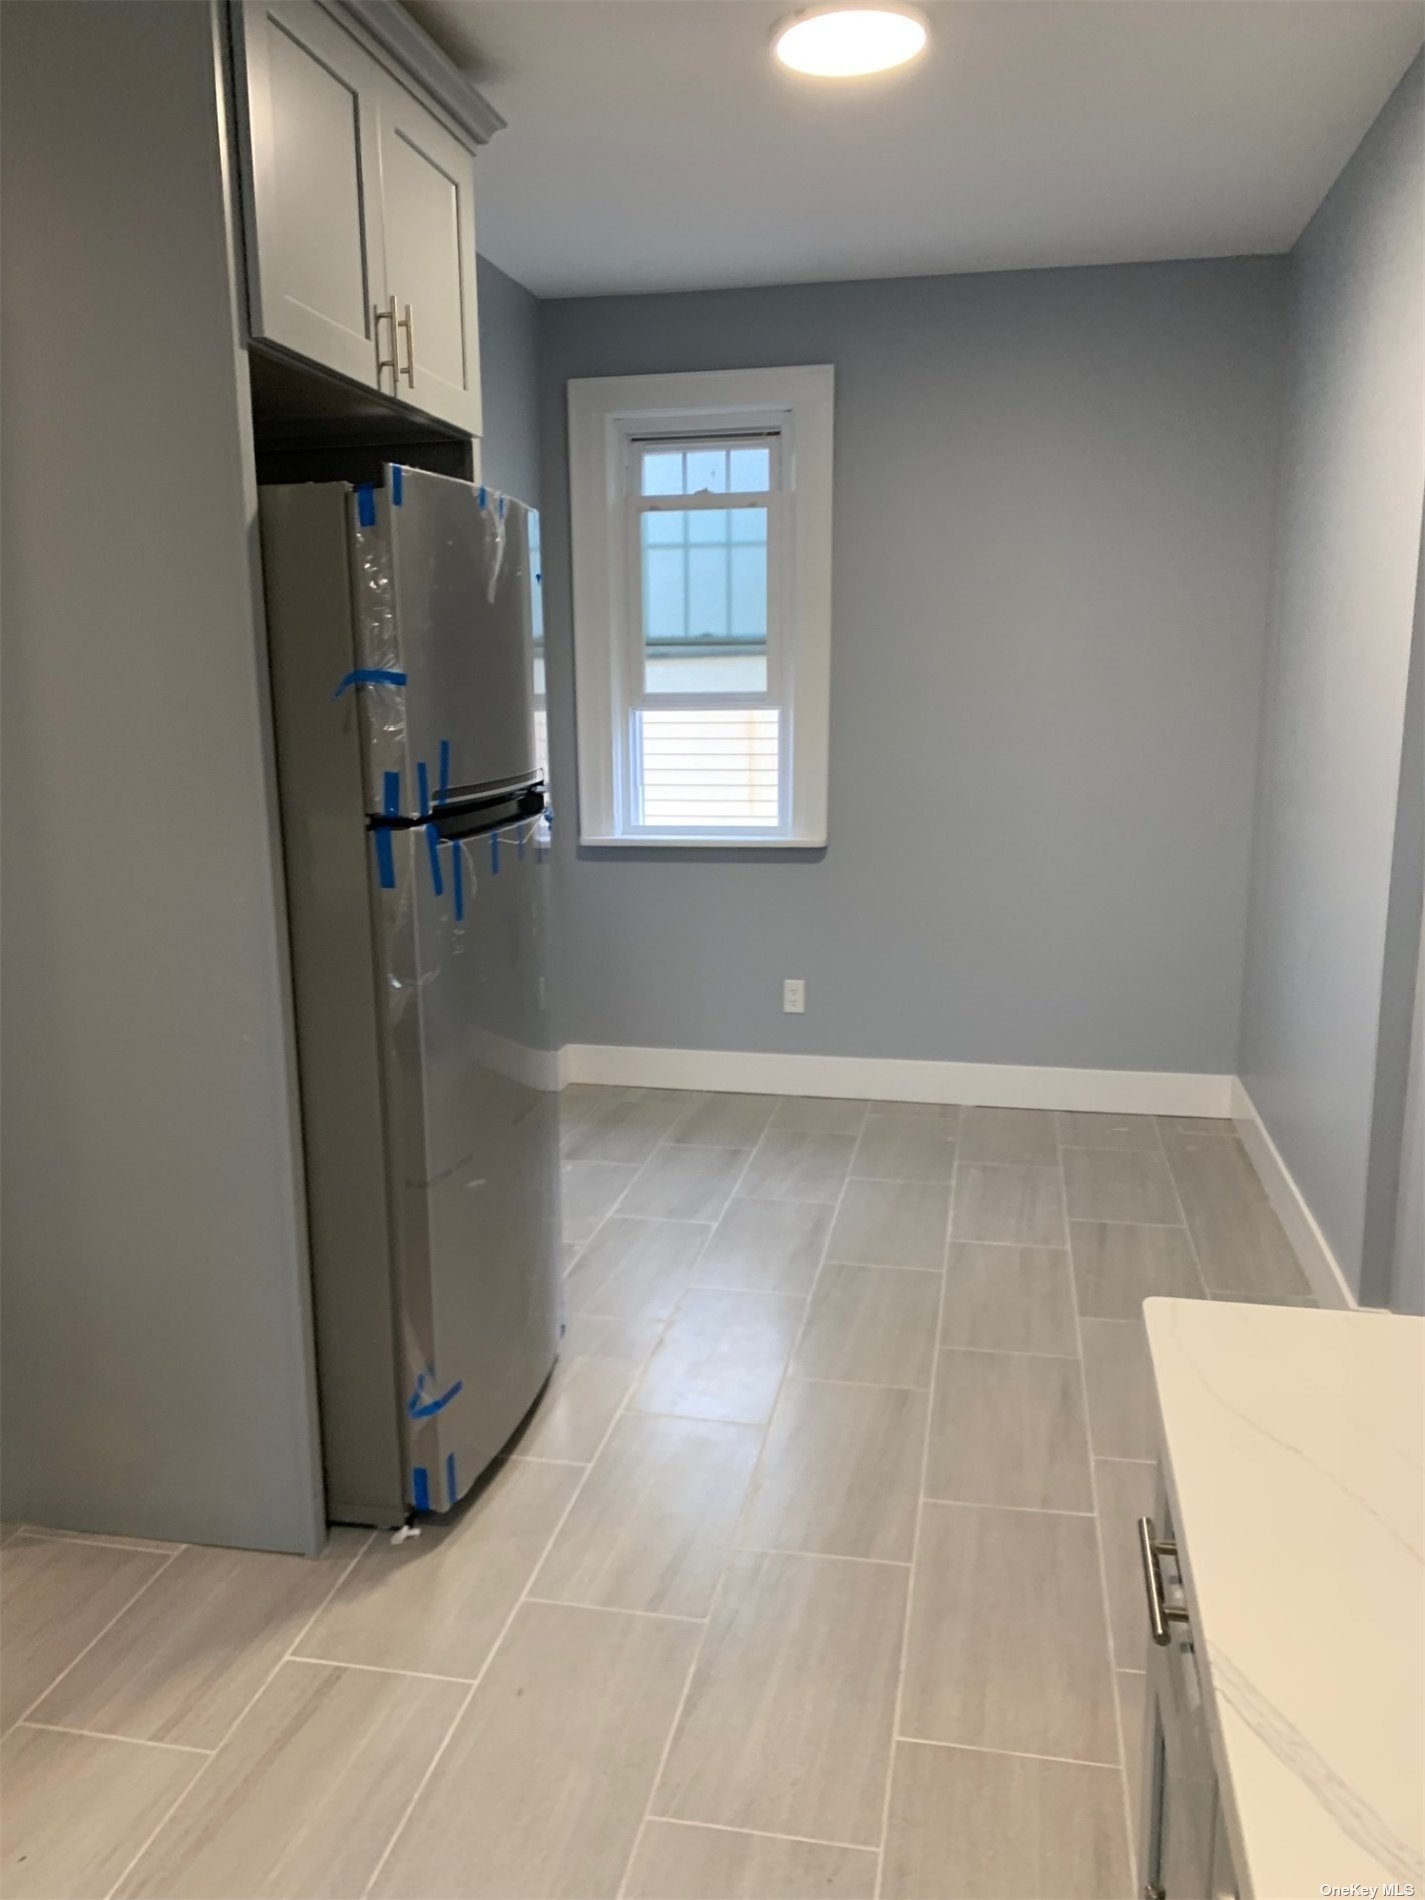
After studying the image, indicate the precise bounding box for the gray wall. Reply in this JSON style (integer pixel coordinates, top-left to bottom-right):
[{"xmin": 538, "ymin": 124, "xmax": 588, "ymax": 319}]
[
  {"xmin": 538, "ymin": 259, "xmax": 1287, "ymax": 1069},
  {"xmin": 0, "ymin": 1, "xmax": 325, "ymax": 1551},
  {"xmin": 476, "ymin": 254, "xmax": 542, "ymax": 507},
  {"xmin": 1239, "ymin": 54, "xmax": 1425, "ymax": 1301}
]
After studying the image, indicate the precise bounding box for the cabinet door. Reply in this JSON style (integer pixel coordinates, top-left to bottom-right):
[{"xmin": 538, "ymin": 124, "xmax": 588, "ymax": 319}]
[
  {"xmin": 236, "ymin": 1, "xmax": 388, "ymax": 388},
  {"xmin": 376, "ymin": 77, "xmax": 481, "ymax": 435}
]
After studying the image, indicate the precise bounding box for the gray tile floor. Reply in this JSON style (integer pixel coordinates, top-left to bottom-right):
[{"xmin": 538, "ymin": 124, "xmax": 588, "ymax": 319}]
[{"xmin": 0, "ymin": 1091, "xmax": 1313, "ymax": 1900}]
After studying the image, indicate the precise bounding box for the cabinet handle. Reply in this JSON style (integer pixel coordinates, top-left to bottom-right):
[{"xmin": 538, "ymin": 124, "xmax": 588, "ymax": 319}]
[
  {"xmin": 1138, "ymin": 1515, "xmax": 1189, "ymax": 1647},
  {"xmin": 398, "ymin": 302, "xmax": 415, "ymax": 387},
  {"xmin": 375, "ymin": 296, "xmax": 398, "ymax": 387}
]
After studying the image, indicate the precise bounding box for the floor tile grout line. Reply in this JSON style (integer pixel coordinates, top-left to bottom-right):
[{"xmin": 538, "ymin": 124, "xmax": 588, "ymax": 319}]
[
  {"xmin": 871, "ymin": 1121, "xmax": 955, "ymax": 1900},
  {"xmin": 644, "ymin": 1812, "xmax": 881, "ymax": 1857},
  {"xmin": 523, "ymin": 1595, "xmax": 707, "ymax": 1624},
  {"xmin": 12, "ymin": 1530, "xmax": 190, "ymax": 1557},
  {"xmin": 933, "ymin": 1342, "xmax": 1084, "ymax": 1362},
  {"xmin": 614, "ymin": 1098, "xmax": 873, "ymax": 1900},
  {"xmin": 730, "ymin": 1546, "xmax": 912, "ymax": 1569},
  {"xmin": 1061, "ymin": 1134, "xmax": 1139, "ymax": 1881},
  {"xmin": 7, "ymin": 1543, "xmax": 186, "ymax": 1741},
  {"xmin": 1065, "ymin": 1216, "xmax": 1188, "ymax": 1230},
  {"xmin": 918, "ymin": 1497, "xmax": 1098, "ymax": 1519},
  {"xmin": 564, "ymin": 1127, "xmax": 692, "ymax": 1263},
  {"xmin": 823, "ymin": 1257, "xmax": 945, "ymax": 1275},
  {"xmin": 354, "ymin": 1682, "xmax": 479, "ymax": 1900},
  {"xmin": 609, "ymin": 1123, "xmax": 766, "ymax": 1231},
  {"xmin": 284, "ymin": 1654, "xmax": 477, "ymax": 1686},
  {"xmin": 370, "ymin": 1121, "xmax": 768, "ymax": 1900},
  {"xmin": 15, "ymin": 1720, "xmax": 214, "ymax": 1756},
  {"xmin": 100, "ymin": 1529, "xmax": 377, "ymax": 1900},
  {"xmin": 1151, "ymin": 1117, "xmax": 1213, "ymax": 1302},
  {"xmin": 358, "ymin": 1326, "xmax": 660, "ymax": 1899},
  {"xmin": 613, "ymin": 1542, "xmax": 739, "ymax": 1900},
  {"xmin": 790, "ymin": 1374, "xmax": 926, "ymax": 1392},
  {"xmin": 893, "ymin": 1734, "xmax": 1124, "ymax": 1772}
]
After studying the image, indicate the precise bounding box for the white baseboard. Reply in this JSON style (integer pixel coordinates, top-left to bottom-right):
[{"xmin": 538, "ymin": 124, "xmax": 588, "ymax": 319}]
[
  {"xmin": 558, "ymin": 1043, "xmax": 1234, "ymax": 1117},
  {"xmin": 1230, "ymin": 1078, "xmax": 1356, "ymax": 1310}
]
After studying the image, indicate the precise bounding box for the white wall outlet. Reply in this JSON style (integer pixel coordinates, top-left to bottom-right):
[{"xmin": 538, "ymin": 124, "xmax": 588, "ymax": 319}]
[{"xmin": 783, "ymin": 978, "xmax": 806, "ymax": 1014}]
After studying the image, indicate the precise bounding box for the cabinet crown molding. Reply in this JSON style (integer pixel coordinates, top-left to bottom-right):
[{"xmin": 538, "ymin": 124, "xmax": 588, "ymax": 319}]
[{"xmin": 333, "ymin": 0, "xmax": 506, "ymax": 146}]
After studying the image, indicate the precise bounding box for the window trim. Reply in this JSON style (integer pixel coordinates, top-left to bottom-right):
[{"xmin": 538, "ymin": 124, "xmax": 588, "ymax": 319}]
[{"xmin": 568, "ymin": 365, "xmax": 834, "ymax": 848}]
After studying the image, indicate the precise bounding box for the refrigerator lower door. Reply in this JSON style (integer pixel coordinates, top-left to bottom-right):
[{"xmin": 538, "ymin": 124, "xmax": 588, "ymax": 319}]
[
  {"xmin": 374, "ymin": 806, "xmax": 561, "ymax": 1512},
  {"xmin": 351, "ymin": 469, "xmax": 538, "ymax": 816}
]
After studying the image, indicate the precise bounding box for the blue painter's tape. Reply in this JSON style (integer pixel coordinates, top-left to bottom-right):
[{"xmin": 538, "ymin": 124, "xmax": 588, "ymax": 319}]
[
  {"xmin": 490, "ymin": 833, "xmax": 501, "ymax": 876},
  {"xmin": 412, "ymin": 1465, "xmax": 430, "ymax": 1512},
  {"xmin": 332, "ymin": 668, "xmax": 407, "ymax": 699},
  {"xmin": 408, "ymin": 1371, "xmax": 463, "ymax": 1420},
  {"xmin": 437, "ymin": 738, "xmax": 450, "ymax": 806},
  {"xmin": 497, "ymin": 494, "xmax": 506, "ymax": 520},
  {"xmin": 445, "ymin": 1451, "xmax": 457, "ymax": 1507},
  {"xmin": 391, "ymin": 464, "xmax": 404, "ymax": 506},
  {"xmin": 356, "ymin": 485, "xmax": 377, "ymax": 528},
  {"xmin": 374, "ymin": 829, "xmax": 396, "ymax": 890},
  {"xmin": 383, "ymin": 770, "xmax": 401, "ymax": 817},
  {"xmin": 451, "ymin": 838, "xmax": 465, "ymax": 922},
  {"xmin": 416, "ymin": 760, "xmax": 430, "ymax": 818},
  {"xmin": 425, "ymin": 823, "xmax": 445, "ymax": 897},
  {"xmin": 477, "ymin": 486, "xmax": 487, "ymax": 510}
]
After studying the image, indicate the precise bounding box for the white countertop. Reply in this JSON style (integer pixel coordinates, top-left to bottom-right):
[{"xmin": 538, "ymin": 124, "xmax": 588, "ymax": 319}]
[{"xmin": 1144, "ymin": 1299, "xmax": 1424, "ymax": 1900}]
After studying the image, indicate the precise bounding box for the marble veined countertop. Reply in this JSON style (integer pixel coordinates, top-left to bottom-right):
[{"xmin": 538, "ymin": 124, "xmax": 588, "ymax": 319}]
[{"xmin": 1144, "ymin": 1299, "xmax": 1423, "ymax": 1900}]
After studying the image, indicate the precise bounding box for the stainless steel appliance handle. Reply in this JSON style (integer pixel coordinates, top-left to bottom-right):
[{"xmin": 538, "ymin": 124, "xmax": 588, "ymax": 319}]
[
  {"xmin": 398, "ymin": 302, "xmax": 415, "ymax": 387},
  {"xmin": 375, "ymin": 295, "xmax": 398, "ymax": 387},
  {"xmin": 1137, "ymin": 1515, "xmax": 1189, "ymax": 1647}
]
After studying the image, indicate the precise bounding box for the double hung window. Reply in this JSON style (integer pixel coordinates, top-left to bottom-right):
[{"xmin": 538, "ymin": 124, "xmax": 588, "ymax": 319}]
[{"xmin": 567, "ymin": 366, "xmax": 833, "ymax": 846}]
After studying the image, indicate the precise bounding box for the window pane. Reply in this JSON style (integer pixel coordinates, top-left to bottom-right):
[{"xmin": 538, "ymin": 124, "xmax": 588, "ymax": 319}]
[
  {"xmin": 641, "ymin": 508, "xmax": 768, "ymax": 695},
  {"xmin": 729, "ymin": 447, "xmax": 770, "ymax": 491},
  {"xmin": 688, "ymin": 508, "xmax": 729, "ymax": 545},
  {"xmin": 644, "ymin": 510, "xmax": 684, "ymax": 544},
  {"xmin": 683, "ymin": 447, "xmax": 727, "ymax": 494},
  {"xmin": 731, "ymin": 545, "xmax": 767, "ymax": 640},
  {"xmin": 643, "ymin": 546, "xmax": 685, "ymax": 641},
  {"xmin": 636, "ymin": 707, "xmax": 779, "ymax": 828},
  {"xmin": 687, "ymin": 547, "xmax": 728, "ymax": 636},
  {"xmin": 641, "ymin": 451, "xmax": 684, "ymax": 496}
]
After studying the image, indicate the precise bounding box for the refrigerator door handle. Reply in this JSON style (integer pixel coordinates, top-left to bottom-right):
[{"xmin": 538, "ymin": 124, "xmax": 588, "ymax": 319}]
[{"xmin": 432, "ymin": 786, "xmax": 545, "ymax": 844}]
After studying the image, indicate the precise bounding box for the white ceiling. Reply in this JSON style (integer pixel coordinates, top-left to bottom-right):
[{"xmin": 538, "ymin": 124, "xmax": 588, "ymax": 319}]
[{"xmin": 410, "ymin": 1, "xmax": 1424, "ymax": 298}]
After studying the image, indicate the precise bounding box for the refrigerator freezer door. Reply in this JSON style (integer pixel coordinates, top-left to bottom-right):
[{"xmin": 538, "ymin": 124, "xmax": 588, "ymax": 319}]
[
  {"xmin": 351, "ymin": 469, "xmax": 537, "ymax": 816},
  {"xmin": 374, "ymin": 805, "xmax": 562, "ymax": 1511}
]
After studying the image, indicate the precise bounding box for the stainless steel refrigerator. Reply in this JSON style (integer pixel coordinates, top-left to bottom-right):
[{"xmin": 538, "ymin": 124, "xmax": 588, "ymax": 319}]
[{"xmin": 260, "ymin": 466, "xmax": 561, "ymax": 1528}]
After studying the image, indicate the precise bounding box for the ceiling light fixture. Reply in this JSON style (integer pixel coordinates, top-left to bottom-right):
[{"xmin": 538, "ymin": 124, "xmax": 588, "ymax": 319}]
[{"xmin": 771, "ymin": 2, "xmax": 929, "ymax": 79}]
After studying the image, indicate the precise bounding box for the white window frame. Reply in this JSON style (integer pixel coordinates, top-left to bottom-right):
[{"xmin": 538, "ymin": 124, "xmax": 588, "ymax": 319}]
[{"xmin": 568, "ymin": 365, "xmax": 834, "ymax": 847}]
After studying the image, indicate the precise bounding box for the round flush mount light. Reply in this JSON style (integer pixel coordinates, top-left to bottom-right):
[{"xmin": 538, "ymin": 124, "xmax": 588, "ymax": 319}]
[{"xmin": 772, "ymin": 2, "xmax": 929, "ymax": 78}]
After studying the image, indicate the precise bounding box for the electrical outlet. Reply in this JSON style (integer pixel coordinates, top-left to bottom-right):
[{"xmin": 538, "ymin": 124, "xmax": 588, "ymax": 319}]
[{"xmin": 783, "ymin": 978, "xmax": 806, "ymax": 1014}]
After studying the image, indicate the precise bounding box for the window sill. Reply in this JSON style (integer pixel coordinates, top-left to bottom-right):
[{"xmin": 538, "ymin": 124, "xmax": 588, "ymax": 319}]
[{"xmin": 579, "ymin": 833, "xmax": 827, "ymax": 850}]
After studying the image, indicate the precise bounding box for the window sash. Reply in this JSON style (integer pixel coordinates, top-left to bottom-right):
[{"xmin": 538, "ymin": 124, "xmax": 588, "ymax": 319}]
[{"xmin": 615, "ymin": 427, "xmax": 792, "ymax": 836}]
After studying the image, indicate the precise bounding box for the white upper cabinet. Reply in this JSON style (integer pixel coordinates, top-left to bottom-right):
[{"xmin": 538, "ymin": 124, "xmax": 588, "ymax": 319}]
[
  {"xmin": 233, "ymin": 0, "xmax": 484, "ymax": 435},
  {"xmin": 376, "ymin": 78, "xmax": 481, "ymax": 435},
  {"xmin": 237, "ymin": 2, "xmax": 388, "ymax": 387}
]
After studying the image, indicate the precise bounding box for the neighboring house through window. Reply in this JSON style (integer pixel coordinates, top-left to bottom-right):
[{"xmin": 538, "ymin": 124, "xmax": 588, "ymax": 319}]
[{"xmin": 567, "ymin": 365, "xmax": 834, "ymax": 846}]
